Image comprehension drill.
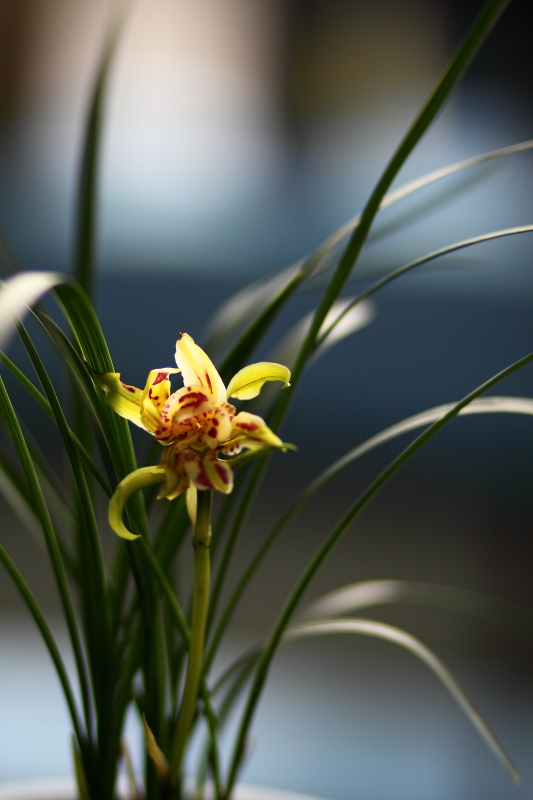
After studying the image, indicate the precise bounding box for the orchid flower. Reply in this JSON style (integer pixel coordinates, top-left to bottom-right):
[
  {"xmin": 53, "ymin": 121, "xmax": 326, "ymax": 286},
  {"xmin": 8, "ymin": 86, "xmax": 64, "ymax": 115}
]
[{"xmin": 93, "ymin": 333, "xmax": 291, "ymax": 539}]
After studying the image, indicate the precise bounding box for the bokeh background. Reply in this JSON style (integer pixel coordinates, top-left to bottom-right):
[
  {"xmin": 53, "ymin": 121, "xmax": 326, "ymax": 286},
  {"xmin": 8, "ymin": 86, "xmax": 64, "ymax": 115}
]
[{"xmin": 1, "ymin": 1, "xmax": 533, "ymax": 798}]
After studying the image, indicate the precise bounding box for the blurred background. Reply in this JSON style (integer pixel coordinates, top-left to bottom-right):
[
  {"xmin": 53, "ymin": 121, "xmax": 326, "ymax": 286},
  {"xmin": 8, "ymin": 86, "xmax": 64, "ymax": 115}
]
[{"xmin": 1, "ymin": 1, "xmax": 533, "ymax": 798}]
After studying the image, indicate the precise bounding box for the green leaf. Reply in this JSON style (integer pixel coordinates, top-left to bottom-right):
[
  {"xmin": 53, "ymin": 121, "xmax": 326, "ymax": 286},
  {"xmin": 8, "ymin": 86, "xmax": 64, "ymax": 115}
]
[
  {"xmin": 297, "ymin": 580, "xmax": 533, "ymax": 638},
  {"xmin": 207, "ymin": 396, "xmax": 533, "ymax": 674},
  {"xmin": 74, "ymin": 8, "xmax": 125, "ymax": 298},
  {"xmin": 285, "ymin": 617, "xmax": 520, "ymax": 784},
  {"xmin": 227, "ymin": 348, "xmax": 533, "ymax": 793},
  {"xmin": 271, "ymin": 298, "xmax": 375, "ymax": 371},
  {"xmin": 319, "ymin": 225, "xmax": 533, "ymax": 343},
  {"xmin": 0, "ymin": 541, "xmax": 83, "ymax": 741},
  {"xmin": 0, "ymin": 372, "xmax": 93, "ymax": 731},
  {"xmin": 207, "ymin": 138, "xmax": 533, "ymax": 363},
  {"xmin": 0, "ymin": 272, "xmax": 65, "ymax": 351}
]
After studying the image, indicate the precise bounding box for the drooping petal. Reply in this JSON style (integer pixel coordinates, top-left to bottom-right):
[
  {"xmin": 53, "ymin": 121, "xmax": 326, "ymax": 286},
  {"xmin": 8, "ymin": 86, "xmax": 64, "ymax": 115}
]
[
  {"xmin": 108, "ymin": 467, "xmax": 167, "ymax": 539},
  {"xmin": 91, "ymin": 371, "xmax": 144, "ymax": 428},
  {"xmin": 202, "ymin": 455, "xmax": 234, "ymax": 494},
  {"xmin": 229, "ymin": 410, "xmax": 284, "ymax": 450},
  {"xmin": 182, "ymin": 450, "xmax": 234, "ymax": 494},
  {"xmin": 175, "ymin": 333, "xmax": 227, "ymax": 403},
  {"xmin": 140, "ymin": 368, "xmax": 179, "ymax": 434},
  {"xmin": 226, "ymin": 362, "xmax": 290, "ymax": 401}
]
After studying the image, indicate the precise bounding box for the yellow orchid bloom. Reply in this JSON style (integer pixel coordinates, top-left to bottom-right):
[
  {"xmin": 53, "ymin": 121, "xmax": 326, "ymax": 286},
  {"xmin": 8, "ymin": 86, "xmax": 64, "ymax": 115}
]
[{"xmin": 93, "ymin": 333, "xmax": 291, "ymax": 539}]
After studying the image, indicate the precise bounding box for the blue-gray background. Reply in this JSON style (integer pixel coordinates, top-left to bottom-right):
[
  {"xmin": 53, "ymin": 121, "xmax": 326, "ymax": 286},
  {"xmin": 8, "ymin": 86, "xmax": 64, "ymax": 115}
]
[{"xmin": 1, "ymin": 1, "xmax": 533, "ymax": 798}]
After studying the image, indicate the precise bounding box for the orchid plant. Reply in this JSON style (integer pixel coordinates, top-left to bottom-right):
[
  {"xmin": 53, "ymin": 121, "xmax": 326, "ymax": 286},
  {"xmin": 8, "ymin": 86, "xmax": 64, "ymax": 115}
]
[{"xmin": 1, "ymin": 1, "xmax": 532, "ymax": 799}]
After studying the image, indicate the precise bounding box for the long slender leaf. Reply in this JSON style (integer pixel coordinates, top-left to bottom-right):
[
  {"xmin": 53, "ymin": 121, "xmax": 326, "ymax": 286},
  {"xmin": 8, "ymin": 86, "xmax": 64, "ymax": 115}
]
[
  {"xmin": 319, "ymin": 225, "xmax": 533, "ymax": 343},
  {"xmin": 271, "ymin": 0, "xmax": 513, "ymax": 436},
  {"xmin": 212, "ymin": 0, "xmax": 517, "ymax": 660},
  {"xmin": 0, "ymin": 349, "xmax": 112, "ymax": 495},
  {"xmin": 227, "ymin": 351, "xmax": 533, "ymax": 792},
  {"xmin": 17, "ymin": 325, "xmax": 112, "ymax": 720},
  {"xmin": 0, "ymin": 375, "xmax": 93, "ymax": 734},
  {"xmin": 285, "ymin": 617, "xmax": 520, "ymax": 783},
  {"xmin": 0, "ymin": 542, "xmax": 84, "ymax": 741},
  {"xmin": 208, "ymin": 139, "xmax": 533, "ymax": 358},
  {"xmin": 297, "ymin": 580, "xmax": 533, "ymax": 637},
  {"xmin": 73, "ymin": 4, "xmax": 126, "ymax": 299},
  {"xmin": 206, "ymin": 395, "xmax": 533, "ymax": 670}
]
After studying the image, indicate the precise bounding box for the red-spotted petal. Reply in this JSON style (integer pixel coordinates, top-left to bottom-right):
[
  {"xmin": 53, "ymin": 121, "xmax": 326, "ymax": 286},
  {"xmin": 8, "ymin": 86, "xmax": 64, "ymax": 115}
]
[
  {"xmin": 141, "ymin": 368, "xmax": 179, "ymax": 434},
  {"xmin": 230, "ymin": 411, "xmax": 284, "ymax": 449},
  {"xmin": 202, "ymin": 407, "xmax": 234, "ymax": 449},
  {"xmin": 175, "ymin": 333, "xmax": 227, "ymax": 403}
]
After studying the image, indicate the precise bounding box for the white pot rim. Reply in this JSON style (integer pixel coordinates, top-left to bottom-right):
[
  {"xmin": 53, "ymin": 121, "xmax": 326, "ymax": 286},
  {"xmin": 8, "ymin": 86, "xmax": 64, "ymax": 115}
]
[{"xmin": 0, "ymin": 778, "xmax": 327, "ymax": 800}]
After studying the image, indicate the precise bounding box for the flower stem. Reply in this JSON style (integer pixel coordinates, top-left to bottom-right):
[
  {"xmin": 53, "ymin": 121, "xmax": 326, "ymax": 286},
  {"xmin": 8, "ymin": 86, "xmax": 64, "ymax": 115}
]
[{"xmin": 169, "ymin": 490, "xmax": 212, "ymax": 786}]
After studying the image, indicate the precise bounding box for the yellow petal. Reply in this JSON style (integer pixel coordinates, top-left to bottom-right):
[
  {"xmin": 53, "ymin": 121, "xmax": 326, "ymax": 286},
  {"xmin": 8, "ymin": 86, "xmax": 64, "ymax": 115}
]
[
  {"xmin": 202, "ymin": 455, "xmax": 233, "ymax": 494},
  {"xmin": 230, "ymin": 411, "xmax": 284, "ymax": 449},
  {"xmin": 226, "ymin": 362, "xmax": 290, "ymax": 401},
  {"xmin": 108, "ymin": 467, "xmax": 166, "ymax": 540},
  {"xmin": 175, "ymin": 333, "xmax": 226, "ymax": 403},
  {"xmin": 91, "ymin": 371, "xmax": 144, "ymax": 428},
  {"xmin": 140, "ymin": 368, "xmax": 179, "ymax": 435},
  {"xmin": 183, "ymin": 451, "xmax": 234, "ymax": 494}
]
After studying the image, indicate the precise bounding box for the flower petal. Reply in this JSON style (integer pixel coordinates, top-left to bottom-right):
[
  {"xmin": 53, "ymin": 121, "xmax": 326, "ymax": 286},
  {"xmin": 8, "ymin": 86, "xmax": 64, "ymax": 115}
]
[
  {"xmin": 226, "ymin": 362, "xmax": 290, "ymax": 401},
  {"xmin": 91, "ymin": 371, "xmax": 144, "ymax": 428},
  {"xmin": 202, "ymin": 407, "xmax": 234, "ymax": 449},
  {"xmin": 229, "ymin": 410, "xmax": 284, "ymax": 449},
  {"xmin": 175, "ymin": 333, "xmax": 227, "ymax": 402},
  {"xmin": 183, "ymin": 451, "xmax": 234, "ymax": 494},
  {"xmin": 108, "ymin": 467, "xmax": 167, "ymax": 539},
  {"xmin": 140, "ymin": 368, "xmax": 179, "ymax": 434},
  {"xmin": 202, "ymin": 455, "xmax": 234, "ymax": 494}
]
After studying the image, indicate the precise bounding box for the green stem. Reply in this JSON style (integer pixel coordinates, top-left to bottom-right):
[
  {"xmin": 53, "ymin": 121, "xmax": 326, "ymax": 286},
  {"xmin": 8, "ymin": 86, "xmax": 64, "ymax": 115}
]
[{"xmin": 170, "ymin": 491, "xmax": 212, "ymax": 785}]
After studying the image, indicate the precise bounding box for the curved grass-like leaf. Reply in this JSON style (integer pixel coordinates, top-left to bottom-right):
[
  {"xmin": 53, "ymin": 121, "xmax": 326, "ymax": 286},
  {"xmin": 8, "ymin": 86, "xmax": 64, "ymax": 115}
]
[
  {"xmin": 271, "ymin": 0, "xmax": 514, "ymax": 433},
  {"xmin": 17, "ymin": 325, "xmax": 113, "ymax": 714},
  {"xmin": 285, "ymin": 617, "xmax": 520, "ymax": 783},
  {"xmin": 74, "ymin": 6, "xmax": 126, "ymax": 298},
  {"xmin": 0, "ymin": 453, "xmax": 43, "ymax": 542},
  {"xmin": 303, "ymin": 396, "xmax": 533, "ymax": 497},
  {"xmin": 271, "ymin": 298, "xmax": 375, "ymax": 372},
  {"xmin": 297, "ymin": 580, "xmax": 533, "ymax": 638},
  {"xmin": 208, "ymin": 139, "xmax": 533, "ymax": 362},
  {"xmin": 227, "ymin": 348, "xmax": 533, "ymax": 792},
  {"xmin": 213, "ymin": 1, "xmax": 516, "ymax": 653},
  {"xmin": 319, "ymin": 225, "xmax": 533, "ymax": 343},
  {"xmin": 0, "ymin": 350, "xmax": 112, "ymax": 495},
  {"xmin": 0, "ymin": 374, "xmax": 93, "ymax": 732},
  {"xmin": 206, "ymin": 395, "xmax": 533, "ymax": 671},
  {"xmin": 0, "ymin": 541, "xmax": 84, "ymax": 741}
]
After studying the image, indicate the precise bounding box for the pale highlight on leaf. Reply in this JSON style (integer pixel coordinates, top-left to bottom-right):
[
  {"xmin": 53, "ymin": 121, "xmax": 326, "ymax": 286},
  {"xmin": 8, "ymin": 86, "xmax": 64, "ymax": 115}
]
[
  {"xmin": 285, "ymin": 618, "xmax": 521, "ymax": 784},
  {"xmin": 226, "ymin": 362, "xmax": 291, "ymax": 400},
  {"xmin": 297, "ymin": 579, "xmax": 533, "ymax": 636},
  {"xmin": 0, "ymin": 271, "xmax": 65, "ymax": 351},
  {"xmin": 108, "ymin": 467, "xmax": 166, "ymax": 540},
  {"xmin": 307, "ymin": 396, "xmax": 533, "ymax": 498},
  {"xmin": 91, "ymin": 370, "xmax": 144, "ymax": 428},
  {"xmin": 273, "ymin": 298, "xmax": 375, "ymax": 370}
]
